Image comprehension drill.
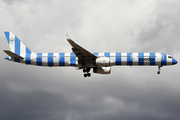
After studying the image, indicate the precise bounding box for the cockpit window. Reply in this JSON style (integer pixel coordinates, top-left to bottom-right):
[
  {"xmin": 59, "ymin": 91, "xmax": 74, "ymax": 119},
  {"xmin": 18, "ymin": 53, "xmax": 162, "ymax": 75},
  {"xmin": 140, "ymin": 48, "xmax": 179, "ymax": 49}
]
[{"xmin": 168, "ymin": 56, "xmax": 173, "ymax": 58}]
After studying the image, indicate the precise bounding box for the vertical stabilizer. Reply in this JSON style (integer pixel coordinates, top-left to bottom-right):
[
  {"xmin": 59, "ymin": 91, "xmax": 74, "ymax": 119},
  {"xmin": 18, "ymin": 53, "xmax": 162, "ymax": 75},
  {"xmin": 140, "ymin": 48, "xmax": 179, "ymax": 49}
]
[{"xmin": 4, "ymin": 31, "xmax": 32, "ymax": 56}]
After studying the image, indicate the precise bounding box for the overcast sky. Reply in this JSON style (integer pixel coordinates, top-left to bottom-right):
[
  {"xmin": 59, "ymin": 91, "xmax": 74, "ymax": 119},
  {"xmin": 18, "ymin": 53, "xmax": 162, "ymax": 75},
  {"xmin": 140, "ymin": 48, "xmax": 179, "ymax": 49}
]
[{"xmin": 0, "ymin": 0, "xmax": 180, "ymax": 120}]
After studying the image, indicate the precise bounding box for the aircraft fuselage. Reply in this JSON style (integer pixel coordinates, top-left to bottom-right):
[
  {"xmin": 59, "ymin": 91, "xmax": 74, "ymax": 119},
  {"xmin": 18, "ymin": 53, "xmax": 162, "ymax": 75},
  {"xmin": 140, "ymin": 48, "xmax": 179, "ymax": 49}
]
[
  {"xmin": 4, "ymin": 31, "xmax": 178, "ymax": 77},
  {"xmin": 5, "ymin": 52, "xmax": 177, "ymax": 67}
]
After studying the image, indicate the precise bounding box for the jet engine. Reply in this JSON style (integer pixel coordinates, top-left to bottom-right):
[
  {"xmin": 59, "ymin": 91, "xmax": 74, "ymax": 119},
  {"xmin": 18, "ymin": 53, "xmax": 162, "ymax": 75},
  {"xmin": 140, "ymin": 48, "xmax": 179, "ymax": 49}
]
[
  {"xmin": 95, "ymin": 57, "xmax": 110, "ymax": 66},
  {"xmin": 93, "ymin": 67, "xmax": 111, "ymax": 74}
]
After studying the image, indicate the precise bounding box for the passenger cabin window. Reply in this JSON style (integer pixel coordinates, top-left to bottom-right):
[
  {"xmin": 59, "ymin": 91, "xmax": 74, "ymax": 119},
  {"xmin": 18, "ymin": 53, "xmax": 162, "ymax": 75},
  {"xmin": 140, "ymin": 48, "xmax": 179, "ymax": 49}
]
[{"xmin": 168, "ymin": 56, "xmax": 172, "ymax": 58}]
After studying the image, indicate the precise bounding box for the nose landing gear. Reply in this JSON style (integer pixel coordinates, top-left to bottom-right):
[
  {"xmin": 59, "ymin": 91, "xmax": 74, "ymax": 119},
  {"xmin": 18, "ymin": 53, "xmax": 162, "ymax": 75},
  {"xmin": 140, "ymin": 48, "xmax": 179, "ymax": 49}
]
[
  {"xmin": 83, "ymin": 68, "xmax": 91, "ymax": 77},
  {"xmin": 157, "ymin": 66, "xmax": 161, "ymax": 74}
]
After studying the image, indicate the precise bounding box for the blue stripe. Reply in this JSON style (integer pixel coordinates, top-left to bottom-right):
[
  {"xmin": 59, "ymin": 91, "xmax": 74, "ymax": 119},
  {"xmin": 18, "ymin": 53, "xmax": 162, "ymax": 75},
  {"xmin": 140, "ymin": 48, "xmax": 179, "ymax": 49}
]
[
  {"xmin": 25, "ymin": 48, "xmax": 31, "ymax": 64},
  {"xmin": 4, "ymin": 32, "xmax": 9, "ymax": 44},
  {"xmin": 93, "ymin": 53, "xmax": 99, "ymax": 56},
  {"xmin": 59, "ymin": 53, "xmax": 65, "ymax": 66},
  {"xmin": 138, "ymin": 53, "xmax": 144, "ymax": 65},
  {"xmin": 70, "ymin": 53, "xmax": 76, "ymax": 66},
  {"xmin": 150, "ymin": 53, "xmax": 155, "ymax": 65},
  {"xmin": 14, "ymin": 58, "xmax": 20, "ymax": 62},
  {"xmin": 161, "ymin": 53, "xmax": 167, "ymax": 66},
  {"xmin": 26, "ymin": 47, "xmax": 31, "ymax": 54},
  {"xmin": 48, "ymin": 53, "xmax": 54, "ymax": 66},
  {"xmin": 127, "ymin": 53, "xmax": 132, "ymax": 65},
  {"xmin": 164, "ymin": 54, "xmax": 167, "ymax": 66},
  {"xmin": 105, "ymin": 52, "xmax": 110, "ymax": 58},
  {"xmin": 15, "ymin": 36, "xmax": 20, "ymax": 55},
  {"xmin": 14, "ymin": 36, "xmax": 20, "ymax": 62},
  {"xmin": 116, "ymin": 53, "xmax": 121, "ymax": 65},
  {"xmin": 36, "ymin": 53, "xmax": 42, "ymax": 66},
  {"xmin": 25, "ymin": 54, "xmax": 31, "ymax": 64}
]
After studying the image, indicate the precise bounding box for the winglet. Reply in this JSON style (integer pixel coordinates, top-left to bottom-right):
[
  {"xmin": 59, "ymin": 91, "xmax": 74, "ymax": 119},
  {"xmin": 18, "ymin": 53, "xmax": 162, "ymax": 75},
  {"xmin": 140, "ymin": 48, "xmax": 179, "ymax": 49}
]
[{"xmin": 65, "ymin": 31, "xmax": 71, "ymax": 40}]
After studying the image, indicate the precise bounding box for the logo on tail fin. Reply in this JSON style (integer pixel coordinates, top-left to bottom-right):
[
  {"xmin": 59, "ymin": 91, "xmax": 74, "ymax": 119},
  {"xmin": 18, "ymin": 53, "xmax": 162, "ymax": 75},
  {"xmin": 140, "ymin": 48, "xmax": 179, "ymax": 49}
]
[{"xmin": 10, "ymin": 37, "xmax": 15, "ymax": 43}]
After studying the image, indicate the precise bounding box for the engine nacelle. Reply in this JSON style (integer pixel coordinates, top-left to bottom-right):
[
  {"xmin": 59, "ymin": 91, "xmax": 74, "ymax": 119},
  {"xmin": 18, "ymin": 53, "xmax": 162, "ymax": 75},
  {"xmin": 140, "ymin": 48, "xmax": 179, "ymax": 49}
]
[
  {"xmin": 95, "ymin": 57, "xmax": 110, "ymax": 66},
  {"xmin": 93, "ymin": 67, "xmax": 111, "ymax": 74}
]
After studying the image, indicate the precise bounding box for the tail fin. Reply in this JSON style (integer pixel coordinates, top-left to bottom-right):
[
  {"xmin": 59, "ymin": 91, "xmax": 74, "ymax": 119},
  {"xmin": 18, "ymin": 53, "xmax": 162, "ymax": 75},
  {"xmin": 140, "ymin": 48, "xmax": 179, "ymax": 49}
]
[{"xmin": 4, "ymin": 31, "xmax": 32, "ymax": 56}]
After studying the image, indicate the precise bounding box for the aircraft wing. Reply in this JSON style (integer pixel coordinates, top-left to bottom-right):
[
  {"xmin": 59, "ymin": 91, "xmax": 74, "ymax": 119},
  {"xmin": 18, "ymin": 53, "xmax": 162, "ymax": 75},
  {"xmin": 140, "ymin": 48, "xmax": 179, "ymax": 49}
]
[{"xmin": 67, "ymin": 39, "xmax": 97, "ymax": 61}]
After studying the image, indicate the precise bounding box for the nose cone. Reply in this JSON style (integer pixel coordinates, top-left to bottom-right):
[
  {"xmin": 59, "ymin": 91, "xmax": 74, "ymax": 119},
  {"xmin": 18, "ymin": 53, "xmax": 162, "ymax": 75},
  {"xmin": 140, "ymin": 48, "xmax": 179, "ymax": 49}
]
[{"xmin": 172, "ymin": 58, "xmax": 178, "ymax": 65}]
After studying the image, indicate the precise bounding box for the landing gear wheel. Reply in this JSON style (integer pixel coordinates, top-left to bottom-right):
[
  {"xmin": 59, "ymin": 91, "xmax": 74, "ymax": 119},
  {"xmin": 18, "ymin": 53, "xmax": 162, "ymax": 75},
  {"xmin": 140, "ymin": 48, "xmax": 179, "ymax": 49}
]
[
  {"xmin": 84, "ymin": 74, "xmax": 87, "ymax": 77},
  {"xmin": 87, "ymin": 73, "xmax": 91, "ymax": 77},
  {"xmin": 83, "ymin": 68, "xmax": 91, "ymax": 77},
  {"xmin": 157, "ymin": 66, "xmax": 161, "ymax": 75}
]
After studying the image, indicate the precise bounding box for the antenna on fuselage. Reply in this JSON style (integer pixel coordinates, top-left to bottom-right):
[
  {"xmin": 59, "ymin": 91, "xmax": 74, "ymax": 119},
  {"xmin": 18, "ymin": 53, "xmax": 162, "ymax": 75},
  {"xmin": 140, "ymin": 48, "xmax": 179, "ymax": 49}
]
[{"xmin": 65, "ymin": 31, "xmax": 71, "ymax": 40}]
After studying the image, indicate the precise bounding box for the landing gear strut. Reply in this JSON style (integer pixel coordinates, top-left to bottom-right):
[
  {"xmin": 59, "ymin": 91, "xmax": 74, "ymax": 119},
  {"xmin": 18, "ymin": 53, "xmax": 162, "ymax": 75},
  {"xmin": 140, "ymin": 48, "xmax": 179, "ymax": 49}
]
[
  {"xmin": 83, "ymin": 68, "xmax": 91, "ymax": 77},
  {"xmin": 157, "ymin": 66, "xmax": 161, "ymax": 74}
]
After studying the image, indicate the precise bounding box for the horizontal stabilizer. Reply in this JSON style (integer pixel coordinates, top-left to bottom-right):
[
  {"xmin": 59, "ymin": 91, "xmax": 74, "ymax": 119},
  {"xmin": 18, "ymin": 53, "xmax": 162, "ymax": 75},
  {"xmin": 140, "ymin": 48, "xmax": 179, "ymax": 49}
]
[{"xmin": 3, "ymin": 50, "xmax": 24, "ymax": 59}]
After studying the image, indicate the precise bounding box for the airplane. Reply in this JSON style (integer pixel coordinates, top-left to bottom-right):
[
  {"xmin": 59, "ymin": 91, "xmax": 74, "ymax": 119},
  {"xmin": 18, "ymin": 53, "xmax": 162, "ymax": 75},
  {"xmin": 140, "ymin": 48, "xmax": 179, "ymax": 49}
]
[{"xmin": 4, "ymin": 31, "xmax": 178, "ymax": 77}]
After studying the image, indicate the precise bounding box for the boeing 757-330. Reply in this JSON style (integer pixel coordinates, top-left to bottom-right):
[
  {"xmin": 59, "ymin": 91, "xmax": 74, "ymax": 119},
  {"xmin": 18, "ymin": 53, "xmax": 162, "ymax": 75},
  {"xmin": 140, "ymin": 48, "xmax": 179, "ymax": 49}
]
[{"xmin": 4, "ymin": 31, "xmax": 178, "ymax": 77}]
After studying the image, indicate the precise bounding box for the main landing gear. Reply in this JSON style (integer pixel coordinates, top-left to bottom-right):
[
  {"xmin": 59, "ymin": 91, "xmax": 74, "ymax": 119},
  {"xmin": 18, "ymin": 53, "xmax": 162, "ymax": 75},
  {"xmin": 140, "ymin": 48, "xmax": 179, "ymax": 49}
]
[
  {"xmin": 83, "ymin": 68, "xmax": 91, "ymax": 77},
  {"xmin": 157, "ymin": 66, "xmax": 161, "ymax": 74}
]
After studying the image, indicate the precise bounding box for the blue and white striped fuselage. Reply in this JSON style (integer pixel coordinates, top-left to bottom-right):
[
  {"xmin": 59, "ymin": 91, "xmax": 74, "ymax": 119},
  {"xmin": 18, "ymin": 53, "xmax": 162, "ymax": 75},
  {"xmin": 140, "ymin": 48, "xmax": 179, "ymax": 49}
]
[
  {"xmin": 4, "ymin": 31, "xmax": 178, "ymax": 76},
  {"xmin": 5, "ymin": 52, "xmax": 177, "ymax": 67}
]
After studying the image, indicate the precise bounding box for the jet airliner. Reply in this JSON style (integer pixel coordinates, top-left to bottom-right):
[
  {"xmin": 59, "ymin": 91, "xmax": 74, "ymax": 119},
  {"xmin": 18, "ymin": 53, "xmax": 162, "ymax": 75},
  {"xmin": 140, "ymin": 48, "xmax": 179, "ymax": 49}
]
[{"xmin": 4, "ymin": 31, "xmax": 178, "ymax": 77}]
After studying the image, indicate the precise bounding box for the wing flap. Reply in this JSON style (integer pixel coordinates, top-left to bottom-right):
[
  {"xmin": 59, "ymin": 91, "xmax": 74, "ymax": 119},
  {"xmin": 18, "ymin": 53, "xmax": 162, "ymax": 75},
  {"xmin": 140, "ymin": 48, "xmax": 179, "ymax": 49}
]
[{"xmin": 3, "ymin": 50, "xmax": 24, "ymax": 59}]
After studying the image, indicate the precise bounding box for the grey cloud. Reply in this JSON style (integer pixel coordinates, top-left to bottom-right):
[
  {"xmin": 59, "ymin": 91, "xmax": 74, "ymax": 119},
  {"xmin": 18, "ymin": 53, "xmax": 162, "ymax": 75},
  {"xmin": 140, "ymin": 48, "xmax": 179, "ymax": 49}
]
[
  {"xmin": 3, "ymin": 0, "xmax": 23, "ymax": 5},
  {"xmin": 0, "ymin": 83, "xmax": 68, "ymax": 120},
  {"xmin": 135, "ymin": 1, "xmax": 180, "ymax": 54}
]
